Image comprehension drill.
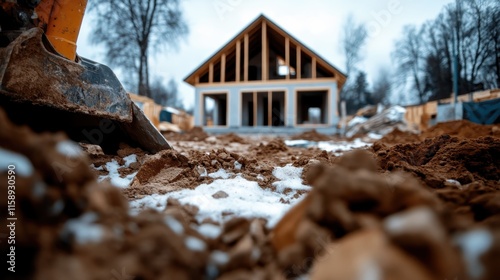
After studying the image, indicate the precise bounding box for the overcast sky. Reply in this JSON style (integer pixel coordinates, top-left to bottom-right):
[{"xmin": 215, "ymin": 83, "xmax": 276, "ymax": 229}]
[{"xmin": 77, "ymin": 0, "xmax": 455, "ymax": 108}]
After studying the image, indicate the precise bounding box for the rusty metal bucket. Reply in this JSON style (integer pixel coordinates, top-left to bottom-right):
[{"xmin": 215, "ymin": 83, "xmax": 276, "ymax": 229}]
[{"xmin": 0, "ymin": 28, "xmax": 171, "ymax": 153}]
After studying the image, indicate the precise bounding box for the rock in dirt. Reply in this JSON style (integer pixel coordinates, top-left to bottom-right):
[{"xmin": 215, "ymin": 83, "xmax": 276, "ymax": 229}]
[{"xmin": 213, "ymin": 190, "xmax": 229, "ymax": 199}]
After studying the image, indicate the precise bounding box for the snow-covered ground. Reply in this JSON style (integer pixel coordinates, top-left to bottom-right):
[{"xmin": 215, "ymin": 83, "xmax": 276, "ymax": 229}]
[
  {"xmin": 285, "ymin": 138, "xmax": 371, "ymax": 155},
  {"xmin": 95, "ymin": 138, "xmax": 372, "ymax": 229},
  {"xmin": 129, "ymin": 164, "xmax": 310, "ymax": 228},
  {"xmin": 95, "ymin": 154, "xmax": 138, "ymax": 188}
]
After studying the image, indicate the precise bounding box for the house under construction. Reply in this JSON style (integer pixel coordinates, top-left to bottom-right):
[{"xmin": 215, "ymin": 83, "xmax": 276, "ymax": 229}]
[{"xmin": 184, "ymin": 15, "xmax": 347, "ymax": 132}]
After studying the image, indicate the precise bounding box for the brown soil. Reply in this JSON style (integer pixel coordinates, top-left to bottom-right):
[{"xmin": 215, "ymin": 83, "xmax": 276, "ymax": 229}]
[
  {"xmin": 256, "ymin": 138, "xmax": 289, "ymax": 154},
  {"xmin": 422, "ymin": 120, "xmax": 500, "ymax": 139},
  {"xmin": 2, "ymin": 105, "xmax": 500, "ymax": 280},
  {"xmin": 378, "ymin": 120, "xmax": 500, "ymax": 145},
  {"xmin": 217, "ymin": 133, "xmax": 247, "ymax": 144},
  {"xmin": 373, "ymin": 135, "xmax": 500, "ymax": 189},
  {"xmin": 163, "ymin": 126, "xmax": 209, "ymax": 141},
  {"xmin": 376, "ymin": 127, "xmax": 421, "ymax": 145},
  {"xmin": 290, "ymin": 129, "xmax": 332, "ymax": 141}
]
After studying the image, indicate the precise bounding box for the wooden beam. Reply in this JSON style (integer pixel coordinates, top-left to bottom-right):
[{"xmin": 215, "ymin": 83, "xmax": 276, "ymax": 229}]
[
  {"xmin": 296, "ymin": 46, "xmax": 301, "ymax": 79},
  {"xmin": 244, "ymin": 34, "xmax": 249, "ymax": 82},
  {"xmin": 262, "ymin": 21, "xmax": 268, "ymax": 81},
  {"xmin": 221, "ymin": 53, "xmax": 226, "ymax": 83},
  {"xmin": 312, "ymin": 57, "xmax": 317, "ymax": 79},
  {"xmin": 209, "ymin": 63, "xmax": 214, "ymax": 83},
  {"xmin": 268, "ymin": 91, "xmax": 272, "ymax": 126},
  {"xmin": 195, "ymin": 75, "xmax": 199, "ymax": 85},
  {"xmin": 236, "ymin": 40, "xmax": 241, "ymax": 82},
  {"xmin": 253, "ymin": 91, "xmax": 257, "ymax": 126},
  {"xmin": 285, "ymin": 38, "xmax": 290, "ymax": 80}
]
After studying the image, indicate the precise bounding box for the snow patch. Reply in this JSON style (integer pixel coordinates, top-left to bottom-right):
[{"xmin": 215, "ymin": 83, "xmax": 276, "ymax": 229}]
[
  {"xmin": 197, "ymin": 223, "xmax": 222, "ymax": 239},
  {"xmin": 454, "ymin": 228, "xmax": 493, "ymax": 279},
  {"xmin": 234, "ymin": 161, "xmax": 242, "ymax": 170},
  {"xmin": 123, "ymin": 154, "xmax": 137, "ymax": 167},
  {"xmin": 317, "ymin": 138, "xmax": 370, "ymax": 154},
  {"xmin": 185, "ymin": 236, "xmax": 206, "ymax": 251},
  {"xmin": 165, "ymin": 216, "xmax": 184, "ymax": 235},
  {"xmin": 210, "ymin": 250, "xmax": 230, "ymax": 265},
  {"xmin": 384, "ymin": 207, "xmax": 440, "ymax": 238},
  {"xmin": 285, "ymin": 139, "xmax": 371, "ymax": 155},
  {"xmin": 97, "ymin": 155, "xmax": 138, "ymax": 188},
  {"xmin": 208, "ymin": 169, "xmax": 232, "ymax": 179},
  {"xmin": 130, "ymin": 174, "xmax": 307, "ymax": 227},
  {"xmin": 367, "ymin": 133, "xmax": 383, "ymax": 140},
  {"xmin": 62, "ymin": 212, "xmax": 104, "ymax": 244},
  {"xmin": 272, "ymin": 164, "xmax": 310, "ymax": 193},
  {"xmin": 446, "ymin": 179, "xmax": 462, "ymax": 188},
  {"xmin": 0, "ymin": 147, "xmax": 34, "ymax": 177},
  {"xmin": 56, "ymin": 141, "xmax": 83, "ymax": 158},
  {"xmin": 359, "ymin": 259, "xmax": 381, "ymax": 280}
]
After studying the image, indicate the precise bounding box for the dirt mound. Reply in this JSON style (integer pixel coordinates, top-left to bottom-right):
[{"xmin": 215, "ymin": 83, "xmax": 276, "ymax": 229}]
[
  {"xmin": 422, "ymin": 120, "xmax": 500, "ymax": 139},
  {"xmin": 374, "ymin": 135, "xmax": 500, "ymax": 189},
  {"xmin": 290, "ymin": 129, "xmax": 331, "ymax": 141},
  {"xmin": 217, "ymin": 133, "xmax": 247, "ymax": 144},
  {"xmin": 256, "ymin": 138, "xmax": 288, "ymax": 155},
  {"xmin": 163, "ymin": 126, "xmax": 209, "ymax": 141},
  {"xmin": 377, "ymin": 120, "xmax": 500, "ymax": 146},
  {"xmin": 377, "ymin": 127, "xmax": 422, "ymax": 145},
  {"xmin": 0, "ymin": 108, "xmax": 287, "ymax": 279},
  {"xmin": 271, "ymin": 150, "xmax": 500, "ymax": 279},
  {"xmin": 272, "ymin": 151, "xmax": 444, "ymax": 277}
]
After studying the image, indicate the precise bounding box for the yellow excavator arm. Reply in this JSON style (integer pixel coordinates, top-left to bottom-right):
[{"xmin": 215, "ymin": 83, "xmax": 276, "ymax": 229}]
[
  {"xmin": 35, "ymin": 0, "xmax": 87, "ymax": 61},
  {"xmin": 1, "ymin": 0, "xmax": 87, "ymax": 60},
  {"xmin": 0, "ymin": 0, "xmax": 171, "ymax": 153}
]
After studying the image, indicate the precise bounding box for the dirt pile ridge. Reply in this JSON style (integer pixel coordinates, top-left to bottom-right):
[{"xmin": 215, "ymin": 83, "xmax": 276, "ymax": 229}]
[
  {"xmin": 373, "ymin": 135, "xmax": 500, "ymax": 189},
  {"xmin": 378, "ymin": 120, "xmax": 500, "ymax": 145},
  {"xmin": 216, "ymin": 133, "xmax": 247, "ymax": 144},
  {"xmin": 376, "ymin": 127, "xmax": 421, "ymax": 145},
  {"xmin": 272, "ymin": 150, "xmax": 500, "ymax": 279},
  {"xmin": 290, "ymin": 129, "xmax": 332, "ymax": 141},
  {"xmin": 422, "ymin": 120, "xmax": 500, "ymax": 139},
  {"xmin": 163, "ymin": 126, "xmax": 209, "ymax": 141}
]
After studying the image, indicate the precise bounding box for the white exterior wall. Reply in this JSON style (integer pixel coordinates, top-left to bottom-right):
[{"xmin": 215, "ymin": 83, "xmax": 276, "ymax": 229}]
[{"xmin": 194, "ymin": 81, "xmax": 339, "ymax": 128}]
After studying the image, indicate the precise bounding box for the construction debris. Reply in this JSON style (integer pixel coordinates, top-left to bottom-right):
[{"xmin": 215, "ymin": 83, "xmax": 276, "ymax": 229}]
[{"xmin": 346, "ymin": 106, "xmax": 408, "ymax": 138}]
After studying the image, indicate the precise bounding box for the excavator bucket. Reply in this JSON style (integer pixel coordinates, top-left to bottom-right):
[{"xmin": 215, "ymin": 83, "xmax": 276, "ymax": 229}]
[{"xmin": 0, "ymin": 28, "xmax": 172, "ymax": 153}]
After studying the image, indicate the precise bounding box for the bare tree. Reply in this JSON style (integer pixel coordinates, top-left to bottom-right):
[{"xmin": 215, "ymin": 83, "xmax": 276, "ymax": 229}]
[
  {"xmin": 150, "ymin": 77, "xmax": 184, "ymax": 109},
  {"xmin": 340, "ymin": 15, "xmax": 368, "ymax": 75},
  {"xmin": 392, "ymin": 0, "xmax": 500, "ymax": 104},
  {"xmin": 392, "ymin": 25, "xmax": 427, "ymax": 104},
  {"xmin": 89, "ymin": 0, "xmax": 188, "ymax": 97},
  {"xmin": 339, "ymin": 15, "xmax": 369, "ymax": 113},
  {"xmin": 370, "ymin": 68, "xmax": 392, "ymax": 105}
]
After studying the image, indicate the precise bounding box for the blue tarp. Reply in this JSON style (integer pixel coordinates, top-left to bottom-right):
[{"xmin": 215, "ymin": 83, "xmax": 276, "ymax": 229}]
[
  {"xmin": 462, "ymin": 98, "xmax": 500, "ymax": 124},
  {"xmin": 160, "ymin": 110, "xmax": 172, "ymax": 123}
]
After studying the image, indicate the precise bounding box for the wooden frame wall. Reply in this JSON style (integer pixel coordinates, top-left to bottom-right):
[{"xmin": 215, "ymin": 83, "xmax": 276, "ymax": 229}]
[
  {"xmin": 238, "ymin": 88, "xmax": 288, "ymax": 127},
  {"xmin": 200, "ymin": 91, "xmax": 230, "ymax": 127},
  {"xmin": 236, "ymin": 40, "xmax": 241, "ymax": 82},
  {"xmin": 293, "ymin": 87, "xmax": 331, "ymax": 127},
  {"xmin": 262, "ymin": 21, "xmax": 268, "ymax": 81}
]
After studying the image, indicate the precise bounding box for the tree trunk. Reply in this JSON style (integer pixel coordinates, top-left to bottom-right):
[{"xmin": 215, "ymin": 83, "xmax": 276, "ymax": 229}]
[{"xmin": 138, "ymin": 48, "xmax": 149, "ymax": 97}]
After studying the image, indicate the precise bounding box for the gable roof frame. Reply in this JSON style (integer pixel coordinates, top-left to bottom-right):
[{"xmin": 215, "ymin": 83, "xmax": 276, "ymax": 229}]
[{"xmin": 183, "ymin": 14, "xmax": 347, "ymax": 88}]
